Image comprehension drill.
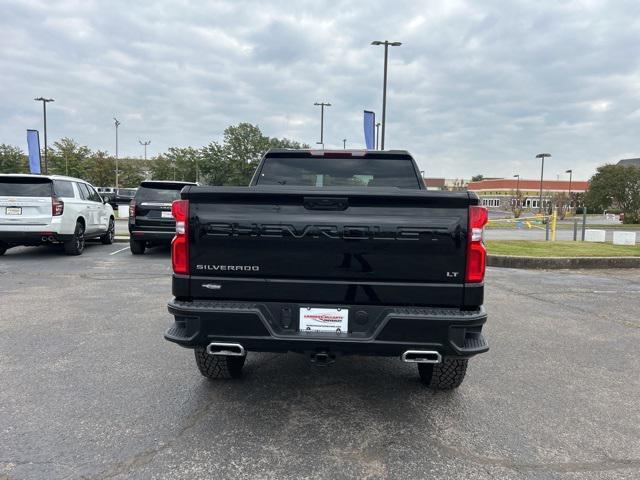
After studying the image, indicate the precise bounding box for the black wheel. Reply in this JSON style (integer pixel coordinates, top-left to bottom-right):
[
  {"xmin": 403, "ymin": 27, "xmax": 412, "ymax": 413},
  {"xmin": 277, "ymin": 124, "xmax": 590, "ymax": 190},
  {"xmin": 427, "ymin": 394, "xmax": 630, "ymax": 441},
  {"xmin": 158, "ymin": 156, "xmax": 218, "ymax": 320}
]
[
  {"xmin": 130, "ymin": 238, "xmax": 146, "ymax": 255},
  {"xmin": 101, "ymin": 217, "xmax": 115, "ymax": 244},
  {"xmin": 0, "ymin": 244, "xmax": 6, "ymax": 256},
  {"xmin": 194, "ymin": 346, "xmax": 246, "ymax": 379},
  {"xmin": 64, "ymin": 221, "xmax": 85, "ymax": 255},
  {"xmin": 418, "ymin": 358, "xmax": 468, "ymax": 390}
]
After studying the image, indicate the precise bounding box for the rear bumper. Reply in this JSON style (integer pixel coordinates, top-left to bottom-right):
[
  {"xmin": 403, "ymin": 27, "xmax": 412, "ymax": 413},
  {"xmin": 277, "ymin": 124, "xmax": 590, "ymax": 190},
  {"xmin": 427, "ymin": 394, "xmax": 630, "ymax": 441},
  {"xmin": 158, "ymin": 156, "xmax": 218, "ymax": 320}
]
[
  {"xmin": 0, "ymin": 229, "xmax": 72, "ymax": 245},
  {"xmin": 129, "ymin": 228, "xmax": 174, "ymax": 243},
  {"xmin": 165, "ymin": 299, "xmax": 488, "ymax": 358}
]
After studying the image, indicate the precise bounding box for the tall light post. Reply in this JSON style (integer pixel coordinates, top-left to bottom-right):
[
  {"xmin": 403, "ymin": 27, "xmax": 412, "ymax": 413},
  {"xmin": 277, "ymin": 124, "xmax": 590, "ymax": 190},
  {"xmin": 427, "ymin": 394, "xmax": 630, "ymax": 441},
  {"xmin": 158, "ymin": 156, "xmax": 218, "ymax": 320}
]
[
  {"xmin": 342, "ymin": 138, "xmax": 347, "ymax": 149},
  {"xmin": 371, "ymin": 40, "xmax": 401, "ymax": 150},
  {"xmin": 375, "ymin": 122, "xmax": 381, "ymax": 150},
  {"xmin": 536, "ymin": 153, "xmax": 551, "ymax": 213},
  {"xmin": 113, "ymin": 118, "xmax": 121, "ymax": 188},
  {"xmin": 566, "ymin": 169, "xmax": 573, "ymax": 209},
  {"xmin": 139, "ymin": 140, "xmax": 150, "ymax": 160},
  {"xmin": 313, "ymin": 102, "xmax": 331, "ymax": 147},
  {"xmin": 513, "ymin": 174, "xmax": 520, "ymax": 208},
  {"xmin": 34, "ymin": 97, "xmax": 54, "ymax": 174}
]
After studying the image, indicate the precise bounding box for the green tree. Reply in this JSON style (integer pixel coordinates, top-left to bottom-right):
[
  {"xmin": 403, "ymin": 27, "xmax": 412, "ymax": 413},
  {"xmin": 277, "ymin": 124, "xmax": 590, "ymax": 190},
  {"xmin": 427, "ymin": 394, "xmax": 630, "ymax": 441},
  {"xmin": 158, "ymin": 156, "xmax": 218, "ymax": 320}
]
[
  {"xmin": 222, "ymin": 123, "xmax": 271, "ymax": 185},
  {"xmin": 471, "ymin": 174, "xmax": 484, "ymax": 182},
  {"xmin": 85, "ymin": 150, "xmax": 115, "ymax": 187},
  {"xmin": 49, "ymin": 138, "xmax": 91, "ymax": 178},
  {"xmin": 168, "ymin": 147, "xmax": 199, "ymax": 182},
  {"xmin": 198, "ymin": 123, "xmax": 309, "ymax": 186},
  {"xmin": 199, "ymin": 142, "xmax": 233, "ymax": 185},
  {"xmin": 117, "ymin": 158, "xmax": 146, "ymax": 187},
  {"xmin": 0, "ymin": 144, "xmax": 28, "ymax": 173},
  {"xmin": 585, "ymin": 164, "xmax": 640, "ymax": 223},
  {"xmin": 149, "ymin": 154, "xmax": 175, "ymax": 181},
  {"xmin": 269, "ymin": 137, "xmax": 309, "ymax": 150}
]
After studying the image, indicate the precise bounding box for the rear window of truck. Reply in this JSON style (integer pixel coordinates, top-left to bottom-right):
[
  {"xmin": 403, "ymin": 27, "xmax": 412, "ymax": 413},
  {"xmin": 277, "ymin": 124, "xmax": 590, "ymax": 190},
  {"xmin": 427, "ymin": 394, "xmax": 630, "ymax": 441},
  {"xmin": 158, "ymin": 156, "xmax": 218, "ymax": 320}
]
[
  {"xmin": 0, "ymin": 177, "xmax": 52, "ymax": 196},
  {"xmin": 256, "ymin": 157, "xmax": 421, "ymax": 188}
]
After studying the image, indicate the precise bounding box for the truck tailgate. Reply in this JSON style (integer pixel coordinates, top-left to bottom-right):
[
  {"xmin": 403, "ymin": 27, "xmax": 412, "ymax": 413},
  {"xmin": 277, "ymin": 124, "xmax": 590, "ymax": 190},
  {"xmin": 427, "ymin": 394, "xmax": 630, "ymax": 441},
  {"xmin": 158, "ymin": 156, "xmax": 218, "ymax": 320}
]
[{"xmin": 183, "ymin": 187, "xmax": 472, "ymax": 306}]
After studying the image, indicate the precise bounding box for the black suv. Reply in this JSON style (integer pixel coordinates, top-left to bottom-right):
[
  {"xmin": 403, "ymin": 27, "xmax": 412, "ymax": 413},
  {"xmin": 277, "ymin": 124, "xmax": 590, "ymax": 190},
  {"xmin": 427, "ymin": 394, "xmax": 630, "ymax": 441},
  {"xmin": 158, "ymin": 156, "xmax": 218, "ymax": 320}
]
[{"xmin": 128, "ymin": 181, "xmax": 196, "ymax": 254}]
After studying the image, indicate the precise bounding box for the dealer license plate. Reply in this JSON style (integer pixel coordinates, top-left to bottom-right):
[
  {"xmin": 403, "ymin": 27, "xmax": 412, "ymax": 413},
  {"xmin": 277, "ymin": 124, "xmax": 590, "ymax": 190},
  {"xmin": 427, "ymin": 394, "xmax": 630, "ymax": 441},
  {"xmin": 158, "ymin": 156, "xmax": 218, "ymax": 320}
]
[
  {"xmin": 299, "ymin": 307, "xmax": 348, "ymax": 333},
  {"xmin": 5, "ymin": 207, "xmax": 22, "ymax": 215},
  {"xmin": 161, "ymin": 211, "xmax": 173, "ymax": 218}
]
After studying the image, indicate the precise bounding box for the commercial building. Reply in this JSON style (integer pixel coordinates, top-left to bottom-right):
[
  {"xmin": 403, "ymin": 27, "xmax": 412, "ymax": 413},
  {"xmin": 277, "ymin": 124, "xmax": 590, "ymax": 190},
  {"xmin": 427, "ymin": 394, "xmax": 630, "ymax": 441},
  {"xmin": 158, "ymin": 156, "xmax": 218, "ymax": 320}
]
[
  {"xmin": 467, "ymin": 178, "xmax": 589, "ymax": 210},
  {"xmin": 422, "ymin": 178, "xmax": 468, "ymax": 191}
]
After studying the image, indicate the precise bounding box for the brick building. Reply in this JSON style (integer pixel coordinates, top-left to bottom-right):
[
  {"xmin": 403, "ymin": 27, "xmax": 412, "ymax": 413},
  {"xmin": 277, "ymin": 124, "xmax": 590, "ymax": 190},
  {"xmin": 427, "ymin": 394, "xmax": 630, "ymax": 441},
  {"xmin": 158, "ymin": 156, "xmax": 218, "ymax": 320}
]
[{"xmin": 467, "ymin": 178, "xmax": 589, "ymax": 210}]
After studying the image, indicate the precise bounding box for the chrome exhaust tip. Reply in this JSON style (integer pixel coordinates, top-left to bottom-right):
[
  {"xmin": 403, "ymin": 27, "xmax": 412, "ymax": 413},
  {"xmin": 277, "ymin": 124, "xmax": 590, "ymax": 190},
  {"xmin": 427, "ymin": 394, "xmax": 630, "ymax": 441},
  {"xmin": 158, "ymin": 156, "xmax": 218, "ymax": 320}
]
[
  {"xmin": 401, "ymin": 350, "xmax": 442, "ymax": 364},
  {"xmin": 205, "ymin": 342, "xmax": 246, "ymax": 357}
]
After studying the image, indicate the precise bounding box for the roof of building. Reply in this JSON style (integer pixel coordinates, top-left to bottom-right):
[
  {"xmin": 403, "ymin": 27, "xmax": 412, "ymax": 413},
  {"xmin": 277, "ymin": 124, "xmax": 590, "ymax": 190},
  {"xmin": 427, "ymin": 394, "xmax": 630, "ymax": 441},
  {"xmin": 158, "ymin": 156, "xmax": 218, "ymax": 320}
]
[
  {"xmin": 618, "ymin": 158, "xmax": 640, "ymax": 167},
  {"xmin": 468, "ymin": 178, "xmax": 589, "ymax": 191},
  {"xmin": 422, "ymin": 177, "xmax": 446, "ymax": 188}
]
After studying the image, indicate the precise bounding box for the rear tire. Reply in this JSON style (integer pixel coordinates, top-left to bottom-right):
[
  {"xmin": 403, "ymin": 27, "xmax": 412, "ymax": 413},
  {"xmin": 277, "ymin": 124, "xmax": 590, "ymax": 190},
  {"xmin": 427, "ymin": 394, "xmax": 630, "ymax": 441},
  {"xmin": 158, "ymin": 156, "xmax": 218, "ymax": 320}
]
[
  {"xmin": 64, "ymin": 221, "xmax": 85, "ymax": 255},
  {"xmin": 418, "ymin": 358, "xmax": 468, "ymax": 390},
  {"xmin": 101, "ymin": 217, "xmax": 115, "ymax": 244},
  {"xmin": 194, "ymin": 346, "xmax": 246, "ymax": 379},
  {"xmin": 129, "ymin": 238, "xmax": 146, "ymax": 255}
]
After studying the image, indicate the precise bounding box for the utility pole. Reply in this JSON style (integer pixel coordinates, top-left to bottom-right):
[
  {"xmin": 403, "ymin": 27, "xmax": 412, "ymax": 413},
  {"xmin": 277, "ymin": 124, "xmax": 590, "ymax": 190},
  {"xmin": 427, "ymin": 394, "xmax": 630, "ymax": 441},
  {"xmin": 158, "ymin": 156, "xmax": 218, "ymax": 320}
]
[
  {"xmin": 343, "ymin": 139, "xmax": 346, "ymax": 149},
  {"xmin": 375, "ymin": 122, "xmax": 381, "ymax": 150},
  {"xmin": 371, "ymin": 40, "xmax": 401, "ymax": 150},
  {"xmin": 536, "ymin": 153, "xmax": 551, "ymax": 214},
  {"xmin": 566, "ymin": 169, "xmax": 573, "ymax": 210},
  {"xmin": 513, "ymin": 174, "xmax": 520, "ymax": 208},
  {"xmin": 114, "ymin": 118, "xmax": 121, "ymax": 188},
  {"xmin": 314, "ymin": 102, "xmax": 331, "ymax": 147},
  {"xmin": 139, "ymin": 140, "xmax": 150, "ymax": 161},
  {"xmin": 34, "ymin": 97, "xmax": 54, "ymax": 174}
]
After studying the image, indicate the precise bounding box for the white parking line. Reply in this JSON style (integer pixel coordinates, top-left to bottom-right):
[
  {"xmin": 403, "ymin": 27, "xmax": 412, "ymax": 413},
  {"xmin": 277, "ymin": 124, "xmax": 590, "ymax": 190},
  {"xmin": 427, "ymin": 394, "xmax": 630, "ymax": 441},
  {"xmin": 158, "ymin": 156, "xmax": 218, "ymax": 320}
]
[{"xmin": 109, "ymin": 246, "xmax": 129, "ymax": 256}]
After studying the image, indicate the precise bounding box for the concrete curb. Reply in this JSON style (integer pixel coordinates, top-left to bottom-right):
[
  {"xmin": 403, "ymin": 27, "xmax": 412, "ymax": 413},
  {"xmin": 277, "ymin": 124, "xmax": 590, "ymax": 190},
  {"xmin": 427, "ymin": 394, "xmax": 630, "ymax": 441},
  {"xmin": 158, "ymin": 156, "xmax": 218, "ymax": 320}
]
[
  {"xmin": 488, "ymin": 254, "xmax": 640, "ymax": 269},
  {"xmin": 114, "ymin": 237, "xmax": 130, "ymax": 243}
]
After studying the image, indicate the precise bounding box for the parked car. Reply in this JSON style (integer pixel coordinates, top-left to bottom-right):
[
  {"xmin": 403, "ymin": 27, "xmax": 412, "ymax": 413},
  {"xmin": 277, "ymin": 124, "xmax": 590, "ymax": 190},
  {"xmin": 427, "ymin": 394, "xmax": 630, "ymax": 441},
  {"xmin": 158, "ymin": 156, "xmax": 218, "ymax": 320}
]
[
  {"xmin": 0, "ymin": 174, "xmax": 115, "ymax": 255},
  {"xmin": 164, "ymin": 149, "xmax": 489, "ymax": 390},
  {"xmin": 129, "ymin": 180, "xmax": 196, "ymax": 254},
  {"xmin": 103, "ymin": 188, "xmax": 137, "ymax": 209}
]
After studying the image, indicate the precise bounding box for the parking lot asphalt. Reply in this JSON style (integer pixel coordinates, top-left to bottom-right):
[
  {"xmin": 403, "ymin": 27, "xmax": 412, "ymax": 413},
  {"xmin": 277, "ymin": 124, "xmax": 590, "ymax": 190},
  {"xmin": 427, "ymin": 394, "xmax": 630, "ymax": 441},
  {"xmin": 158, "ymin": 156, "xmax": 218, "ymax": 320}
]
[{"xmin": 1, "ymin": 244, "xmax": 639, "ymax": 479}]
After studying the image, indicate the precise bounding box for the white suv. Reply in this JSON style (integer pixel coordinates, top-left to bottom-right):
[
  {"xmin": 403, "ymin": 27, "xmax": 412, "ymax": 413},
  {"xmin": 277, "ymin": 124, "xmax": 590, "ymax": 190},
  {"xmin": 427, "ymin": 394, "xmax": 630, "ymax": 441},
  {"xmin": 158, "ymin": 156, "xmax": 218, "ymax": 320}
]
[{"xmin": 0, "ymin": 174, "xmax": 115, "ymax": 255}]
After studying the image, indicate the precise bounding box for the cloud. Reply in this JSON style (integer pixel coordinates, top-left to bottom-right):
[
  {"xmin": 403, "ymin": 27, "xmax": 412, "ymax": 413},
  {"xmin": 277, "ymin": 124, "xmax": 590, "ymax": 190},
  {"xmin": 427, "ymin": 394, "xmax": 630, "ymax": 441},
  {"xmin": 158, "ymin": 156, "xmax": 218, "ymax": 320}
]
[{"xmin": 1, "ymin": 0, "xmax": 639, "ymax": 180}]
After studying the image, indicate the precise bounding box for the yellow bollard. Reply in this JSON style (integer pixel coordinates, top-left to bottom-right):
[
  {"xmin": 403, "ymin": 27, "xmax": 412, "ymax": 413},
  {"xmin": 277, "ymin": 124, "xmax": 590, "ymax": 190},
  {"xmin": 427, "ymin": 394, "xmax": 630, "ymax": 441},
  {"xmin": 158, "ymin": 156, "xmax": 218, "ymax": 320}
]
[{"xmin": 551, "ymin": 208, "xmax": 557, "ymax": 241}]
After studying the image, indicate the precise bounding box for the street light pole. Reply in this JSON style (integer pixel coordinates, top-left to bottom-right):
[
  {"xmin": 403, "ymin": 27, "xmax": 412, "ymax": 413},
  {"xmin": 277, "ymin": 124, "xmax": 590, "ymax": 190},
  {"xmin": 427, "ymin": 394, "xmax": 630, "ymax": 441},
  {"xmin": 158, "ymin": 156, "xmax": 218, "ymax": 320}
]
[
  {"xmin": 34, "ymin": 97, "xmax": 54, "ymax": 174},
  {"xmin": 375, "ymin": 122, "xmax": 381, "ymax": 150},
  {"xmin": 114, "ymin": 118, "xmax": 121, "ymax": 188},
  {"xmin": 343, "ymin": 139, "xmax": 346, "ymax": 149},
  {"xmin": 313, "ymin": 102, "xmax": 331, "ymax": 147},
  {"xmin": 139, "ymin": 140, "xmax": 150, "ymax": 161},
  {"xmin": 513, "ymin": 174, "xmax": 520, "ymax": 209},
  {"xmin": 566, "ymin": 169, "xmax": 573, "ymax": 209},
  {"xmin": 536, "ymin": 153, "xmax": 551, "ymax": 214},
  {"xmin": 371, "ymin": 40, "xmax": 401, "ymax": 150}
]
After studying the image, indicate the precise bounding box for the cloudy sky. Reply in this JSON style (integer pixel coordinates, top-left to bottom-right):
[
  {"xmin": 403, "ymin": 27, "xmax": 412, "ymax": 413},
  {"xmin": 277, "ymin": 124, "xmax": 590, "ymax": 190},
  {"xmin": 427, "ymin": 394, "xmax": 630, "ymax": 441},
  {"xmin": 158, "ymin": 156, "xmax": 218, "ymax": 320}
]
[{"xmin": 1, "ymin": 0, "xmax": 639, "ymax": 180}]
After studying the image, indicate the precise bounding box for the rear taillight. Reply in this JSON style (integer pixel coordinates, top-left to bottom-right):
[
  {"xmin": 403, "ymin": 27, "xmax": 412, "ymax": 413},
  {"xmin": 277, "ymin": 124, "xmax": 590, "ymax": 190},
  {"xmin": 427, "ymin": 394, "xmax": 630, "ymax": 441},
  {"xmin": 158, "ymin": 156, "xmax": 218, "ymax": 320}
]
[
  {"xmin": 171, "ymin": 200, "xmax": 189, "ymax": 275},
  {"xmin": 465, "ymin": 206, "xmax": 488, "ymax": 283},
  {"xmin": 52, "ymin": 197, "xmax": 64, "ymax": 216},
  {"xmin": 129, "ymin": 201, "xmax": 136, "ymax": 218}
]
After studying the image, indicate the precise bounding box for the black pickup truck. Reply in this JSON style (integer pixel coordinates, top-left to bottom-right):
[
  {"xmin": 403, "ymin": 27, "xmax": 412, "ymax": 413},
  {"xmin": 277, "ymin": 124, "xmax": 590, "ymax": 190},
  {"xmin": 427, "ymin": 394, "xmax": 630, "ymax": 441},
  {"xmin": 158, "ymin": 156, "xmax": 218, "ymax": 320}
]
[{"xmin": 165, "ymin": 149, "xmax": 489, "ymax": 389}]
